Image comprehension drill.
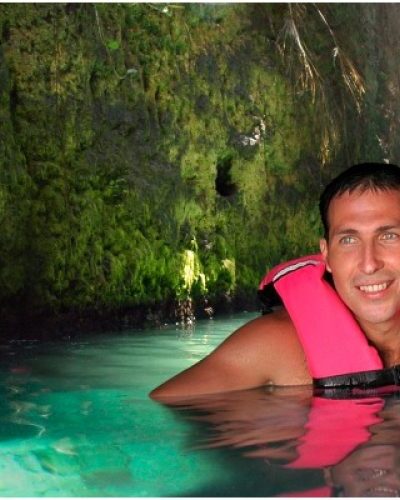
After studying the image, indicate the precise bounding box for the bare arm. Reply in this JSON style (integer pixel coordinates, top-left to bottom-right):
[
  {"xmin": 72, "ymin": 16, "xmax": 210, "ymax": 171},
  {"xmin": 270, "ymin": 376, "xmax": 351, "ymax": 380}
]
[{"xmin": 149, "ymin": 310, "xmax": 312, "ymax": 401}]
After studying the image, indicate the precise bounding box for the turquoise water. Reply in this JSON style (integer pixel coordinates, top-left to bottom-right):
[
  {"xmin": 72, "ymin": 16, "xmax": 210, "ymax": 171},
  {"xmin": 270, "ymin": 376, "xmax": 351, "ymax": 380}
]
[
  {"xmin": 2, "ymin": 312, "xmax": 400, "ymax": 497},
  {"xmin": 0, "ymin": 313, "xmax": 257, "ymax": 496}
]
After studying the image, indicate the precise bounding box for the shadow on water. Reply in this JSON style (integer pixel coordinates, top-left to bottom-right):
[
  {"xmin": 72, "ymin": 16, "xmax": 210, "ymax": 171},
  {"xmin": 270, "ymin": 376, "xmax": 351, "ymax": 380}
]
[{"xmin": 161, "ymin": 385, "xmax": 400, "ymax": 497}]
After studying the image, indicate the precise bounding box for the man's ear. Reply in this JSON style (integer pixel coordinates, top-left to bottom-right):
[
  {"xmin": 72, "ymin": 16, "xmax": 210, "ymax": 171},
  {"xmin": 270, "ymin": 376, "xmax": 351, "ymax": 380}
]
[{"xmin": 319, "ymin": 239, "xmax": 332, "ymax": 273}]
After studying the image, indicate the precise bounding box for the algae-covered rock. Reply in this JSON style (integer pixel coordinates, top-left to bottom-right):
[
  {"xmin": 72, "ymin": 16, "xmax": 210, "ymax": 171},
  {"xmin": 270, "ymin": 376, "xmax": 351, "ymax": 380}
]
[{"xmin": 0, "ymin": 3, "xmax": 392, "ymax": 335}]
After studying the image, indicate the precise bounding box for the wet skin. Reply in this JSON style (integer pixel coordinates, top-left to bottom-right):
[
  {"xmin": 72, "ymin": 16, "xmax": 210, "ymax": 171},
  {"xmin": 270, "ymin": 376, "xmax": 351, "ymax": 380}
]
[{"xmin": 320, "ymin": 189, "xmax": 400, "ymax": 364}]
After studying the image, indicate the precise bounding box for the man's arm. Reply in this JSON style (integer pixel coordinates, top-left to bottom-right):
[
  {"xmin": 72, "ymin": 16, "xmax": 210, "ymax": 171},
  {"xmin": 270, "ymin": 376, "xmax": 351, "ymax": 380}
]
[{"xmin": 149, "ymin": 310, "xmax": 312, "ymax": 401}]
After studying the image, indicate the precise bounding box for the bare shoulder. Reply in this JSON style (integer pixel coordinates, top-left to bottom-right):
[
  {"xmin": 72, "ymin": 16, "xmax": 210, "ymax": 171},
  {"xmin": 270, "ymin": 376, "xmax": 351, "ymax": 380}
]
[
  {"xmin": 236, "ymin": 309, "xmax": 312, "ymax": 385},
  {"xmin": 218, "ymin": 309, "xmax": 311, "ymax": 385},
  {"xmin": 230, "ymin": 307, "xmax": 296, "ymax": 338},
  {"xmin": 150, "ymin": 309, "xmax": 312, "ymax": 400},
  {"xmin": 213, "ymin": 308, "xmax": 295, "ymax": 354}
]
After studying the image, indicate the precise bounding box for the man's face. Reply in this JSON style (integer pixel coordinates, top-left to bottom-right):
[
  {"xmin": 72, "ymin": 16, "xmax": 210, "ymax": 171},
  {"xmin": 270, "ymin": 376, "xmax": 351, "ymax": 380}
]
[
  {"xmin": 328, "ymin": 445, "xmax": 400, "ymax": 497},
  {"xmin": 320, "ymin": 188, "xmax": 400, "ymax": 328}
]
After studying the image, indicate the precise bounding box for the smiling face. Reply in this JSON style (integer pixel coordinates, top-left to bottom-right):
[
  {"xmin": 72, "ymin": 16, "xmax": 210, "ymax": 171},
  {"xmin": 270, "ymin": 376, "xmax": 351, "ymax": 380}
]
[
  {"xmin": 320, "ymin": 188, "xmax": 400, "ymax": 331},
  {"xmin": 328, "ymin": 445, "xmax": 400, "ymax": 497}
]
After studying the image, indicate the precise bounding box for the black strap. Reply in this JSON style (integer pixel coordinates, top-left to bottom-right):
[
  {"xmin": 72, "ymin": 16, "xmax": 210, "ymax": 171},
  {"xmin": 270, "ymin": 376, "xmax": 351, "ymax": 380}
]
[{"xmin": 314, "ymin": 364, "xmax": 400, "ymax": 390}]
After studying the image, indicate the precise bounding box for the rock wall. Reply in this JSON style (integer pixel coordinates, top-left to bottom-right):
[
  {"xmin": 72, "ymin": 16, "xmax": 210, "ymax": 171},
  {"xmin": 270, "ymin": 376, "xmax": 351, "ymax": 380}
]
[{"xmin": 0, "ymin": 4, "xmax": 392, "ymax": 335}]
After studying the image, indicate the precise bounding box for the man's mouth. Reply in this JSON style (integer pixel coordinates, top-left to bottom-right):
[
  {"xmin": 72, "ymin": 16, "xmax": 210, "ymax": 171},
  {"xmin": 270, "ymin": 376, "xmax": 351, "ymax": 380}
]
[
  {"xmin": 357, "ymin": 468, "xmax": 389, "ymax": 480},
  {"xmin": 358, "ymin": 282, "xmax": 390, "ymax": 293},
  {"xmin": 364, "ymin": 486, "xmax": 400, "ymax": 497}
]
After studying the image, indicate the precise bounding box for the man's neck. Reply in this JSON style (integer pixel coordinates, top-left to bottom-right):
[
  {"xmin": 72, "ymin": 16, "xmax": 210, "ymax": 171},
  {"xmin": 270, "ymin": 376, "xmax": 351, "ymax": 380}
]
[{"xmin": 357, "ymin": 317, "xmax": 400, "ymax": 367}]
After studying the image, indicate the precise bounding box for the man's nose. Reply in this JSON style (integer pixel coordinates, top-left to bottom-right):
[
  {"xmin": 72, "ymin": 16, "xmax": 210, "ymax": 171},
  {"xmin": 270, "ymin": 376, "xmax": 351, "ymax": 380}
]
[{"xmin": 358, "ymin": 242, "xmax": 384, "ymax": 275}]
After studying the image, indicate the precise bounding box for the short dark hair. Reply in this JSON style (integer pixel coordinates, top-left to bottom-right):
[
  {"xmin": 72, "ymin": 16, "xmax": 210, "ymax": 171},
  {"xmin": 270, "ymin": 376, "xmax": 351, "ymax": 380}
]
[{"xmin": 319, "ymin": 162, "xmax": 400, "ymax": 239}]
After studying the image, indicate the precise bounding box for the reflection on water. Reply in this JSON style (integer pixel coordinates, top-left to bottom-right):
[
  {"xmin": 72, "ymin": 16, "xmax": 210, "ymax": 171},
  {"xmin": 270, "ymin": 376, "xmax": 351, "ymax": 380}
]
[
  {"xmin": 165, "ymin": 386, "xmax": 400, "ymax": 496},
  {"xmin": 1, "ymin": 313, "xmax": 400, "ymax": 496}
]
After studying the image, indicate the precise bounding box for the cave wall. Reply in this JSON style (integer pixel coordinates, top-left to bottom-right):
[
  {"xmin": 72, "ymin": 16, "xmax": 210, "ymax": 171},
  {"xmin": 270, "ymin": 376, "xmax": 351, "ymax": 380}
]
[{"xmin": 0, "ymin": 3, "xmax": 393, "ymax": 331}]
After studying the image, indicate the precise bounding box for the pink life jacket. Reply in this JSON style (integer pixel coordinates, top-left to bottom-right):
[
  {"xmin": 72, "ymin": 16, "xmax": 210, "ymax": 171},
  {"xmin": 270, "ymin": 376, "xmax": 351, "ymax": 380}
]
[
  {"xmin": 288, "ymin": 395, "xmax": 384, "ymax": 469},
  {"xmin": 283, "ymin": 395, "xmax": 385, "ymax": 497},
  {"xmin": 257, "ymin": 254, "xmax": 400, "ymax": 388}
]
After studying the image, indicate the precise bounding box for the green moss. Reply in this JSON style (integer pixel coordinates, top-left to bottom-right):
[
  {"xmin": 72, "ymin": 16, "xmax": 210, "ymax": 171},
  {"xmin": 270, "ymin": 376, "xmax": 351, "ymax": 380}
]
[{"xmin": 0, "ymin": 3, "xmax": 379, "ymax": 330}]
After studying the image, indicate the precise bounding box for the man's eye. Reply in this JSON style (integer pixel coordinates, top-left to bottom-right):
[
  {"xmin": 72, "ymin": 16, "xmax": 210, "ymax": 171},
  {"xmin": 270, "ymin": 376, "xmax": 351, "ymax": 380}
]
[
  {"xmin": 339, "ymin": 236, "xmax": 356, "ymax": 245},
  {"xmin": 381, "ymin": 232, "xmax": 399, "ymax": 241}
]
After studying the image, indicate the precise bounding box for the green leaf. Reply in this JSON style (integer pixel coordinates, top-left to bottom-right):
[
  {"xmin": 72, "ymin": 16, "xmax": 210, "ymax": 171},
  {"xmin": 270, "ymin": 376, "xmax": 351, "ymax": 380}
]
[{"xmin": 106, "ymin": 39, "xmax": 120, "ymax": 51}]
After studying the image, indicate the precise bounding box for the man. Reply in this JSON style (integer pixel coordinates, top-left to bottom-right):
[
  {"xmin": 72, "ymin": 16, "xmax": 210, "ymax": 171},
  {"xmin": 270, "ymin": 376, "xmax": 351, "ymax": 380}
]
[{"xmin": 150, "ymin": 163, "xmax": 400, "ymax": 400}]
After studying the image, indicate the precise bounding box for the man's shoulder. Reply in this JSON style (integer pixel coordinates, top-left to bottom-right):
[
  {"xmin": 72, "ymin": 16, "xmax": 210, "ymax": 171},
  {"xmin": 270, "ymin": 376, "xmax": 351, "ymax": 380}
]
[
  {"xmin": 238, "ymin": 308, "xmax": 296, "ymax": 337},
  {"xmin": 151, "ymin": 307, "xmax": 311, "ymax": 399},
  {"xmin": 222, "ymin": 308, "xmax": 311, "ymax": 385},
  {"xmin": 223, "ymin": 308, "xmax": 299, "ymax": 356}
]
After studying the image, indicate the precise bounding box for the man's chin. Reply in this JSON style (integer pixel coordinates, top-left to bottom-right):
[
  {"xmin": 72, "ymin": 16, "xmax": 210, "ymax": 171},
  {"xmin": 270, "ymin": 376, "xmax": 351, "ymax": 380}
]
[{"xmin": 354, "ymin": 308, "xmax": 398, "ymax": 327}]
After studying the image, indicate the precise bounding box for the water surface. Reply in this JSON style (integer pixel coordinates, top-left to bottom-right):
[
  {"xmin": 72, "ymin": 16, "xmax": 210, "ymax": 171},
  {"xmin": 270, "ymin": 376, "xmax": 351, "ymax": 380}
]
[{"xmin": 1, "ymin": 312, "xmax": 400, "ymax": 497}]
